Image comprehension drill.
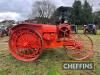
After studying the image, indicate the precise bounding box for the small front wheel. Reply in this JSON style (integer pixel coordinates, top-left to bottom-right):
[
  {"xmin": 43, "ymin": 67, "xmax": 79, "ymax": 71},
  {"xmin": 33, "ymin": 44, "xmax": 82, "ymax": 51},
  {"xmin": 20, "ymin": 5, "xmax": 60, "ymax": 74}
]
[{"xmin": 64, "ymin": 34, "xmax": 93, "ymax": 60}]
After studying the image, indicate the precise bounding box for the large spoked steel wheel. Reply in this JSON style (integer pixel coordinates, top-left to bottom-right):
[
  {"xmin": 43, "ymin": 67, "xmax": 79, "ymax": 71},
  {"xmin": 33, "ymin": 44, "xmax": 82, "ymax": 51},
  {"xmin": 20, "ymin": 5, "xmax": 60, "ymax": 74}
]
[
  {"xmin": 64, "ymin": 34, "xmax": 93, "ymax": 61},
  {"xmin": 9, "ymin": 27, "xmax": 43, "ymax": 62}
]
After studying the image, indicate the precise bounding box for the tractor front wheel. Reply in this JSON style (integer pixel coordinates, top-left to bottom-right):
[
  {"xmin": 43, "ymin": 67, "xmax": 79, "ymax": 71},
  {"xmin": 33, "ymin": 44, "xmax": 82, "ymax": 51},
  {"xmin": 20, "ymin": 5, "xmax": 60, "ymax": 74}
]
[{"xmin": 64, "ymin": 34, "xmax": 93, "ymax": 61}]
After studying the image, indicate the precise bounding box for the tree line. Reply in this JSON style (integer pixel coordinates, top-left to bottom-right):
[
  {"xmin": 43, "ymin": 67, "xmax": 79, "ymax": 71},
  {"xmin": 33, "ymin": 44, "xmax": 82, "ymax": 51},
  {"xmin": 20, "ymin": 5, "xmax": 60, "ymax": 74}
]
[{"xmin": 30, "ymin": 0, "xmax": 100, "ymax": 26}]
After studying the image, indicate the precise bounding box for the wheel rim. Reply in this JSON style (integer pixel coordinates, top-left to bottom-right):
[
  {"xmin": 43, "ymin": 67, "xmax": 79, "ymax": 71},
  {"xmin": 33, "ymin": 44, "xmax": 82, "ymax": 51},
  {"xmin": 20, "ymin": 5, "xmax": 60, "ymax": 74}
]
[
  {"xmin": 9, "ymin": 27, "xmax": 43, "ymax": 61},
  {"xmin": 64, "ymin": 34, "xmax": 93, "ymax": 60}
]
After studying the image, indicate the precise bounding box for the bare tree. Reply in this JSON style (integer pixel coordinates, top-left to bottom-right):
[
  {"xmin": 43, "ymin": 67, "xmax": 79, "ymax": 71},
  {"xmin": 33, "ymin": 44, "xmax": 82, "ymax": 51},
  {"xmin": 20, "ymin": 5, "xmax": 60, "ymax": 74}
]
[{"xmin": 30, "ymin": 0, "xmax": 56, "ymax": 19}]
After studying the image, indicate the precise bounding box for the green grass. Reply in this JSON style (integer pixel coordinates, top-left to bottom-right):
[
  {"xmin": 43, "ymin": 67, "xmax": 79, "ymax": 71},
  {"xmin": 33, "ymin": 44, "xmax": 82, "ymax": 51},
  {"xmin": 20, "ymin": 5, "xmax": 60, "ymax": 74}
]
[{"xmin": 0, "ymin": 30, "xmax": 100, "ymax": 75}]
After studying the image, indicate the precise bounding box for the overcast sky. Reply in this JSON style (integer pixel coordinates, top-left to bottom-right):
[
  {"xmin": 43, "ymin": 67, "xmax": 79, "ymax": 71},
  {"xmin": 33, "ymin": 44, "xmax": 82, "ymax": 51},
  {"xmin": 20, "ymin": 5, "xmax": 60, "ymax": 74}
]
[{"xmin": 0, "ymin": 0, "xmax": 99, "ymax": 21}]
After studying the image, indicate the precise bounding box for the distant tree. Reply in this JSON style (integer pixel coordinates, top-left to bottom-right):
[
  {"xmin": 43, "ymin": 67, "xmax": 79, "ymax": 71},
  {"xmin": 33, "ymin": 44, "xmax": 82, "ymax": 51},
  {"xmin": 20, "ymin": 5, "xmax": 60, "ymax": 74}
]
[
  {"xmin": 93, "ymin": 11, "xmax": 100, "ymax": 28},
  {"xmin": 82, "ymin": 0, "xmax": 93, "ymax": 24},
  {"xmin": 30, "ymin": 0, "xmax": 56, "ymax": 23},
  {"xmin": 71, "ymin": 0, "xmax": 83, "ymax": 25},
  {"xmin": 50, "ymin": 9, "xmax": 60, "ymax": 24}
]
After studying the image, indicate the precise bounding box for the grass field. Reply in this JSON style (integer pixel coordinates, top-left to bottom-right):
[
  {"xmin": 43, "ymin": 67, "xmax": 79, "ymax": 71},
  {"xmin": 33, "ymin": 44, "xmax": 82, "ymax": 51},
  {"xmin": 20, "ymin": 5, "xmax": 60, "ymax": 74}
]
[{"xmin": 0, "ymin": 30, "xmax": 100, "ymax": 75}]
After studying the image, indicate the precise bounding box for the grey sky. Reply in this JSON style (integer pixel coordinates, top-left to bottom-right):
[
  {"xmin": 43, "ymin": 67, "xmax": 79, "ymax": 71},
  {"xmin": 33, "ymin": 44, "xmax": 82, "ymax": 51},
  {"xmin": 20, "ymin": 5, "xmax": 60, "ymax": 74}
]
[{"xmin": 0, "ymin": 0, "xmax": 99, "ymax": 21}]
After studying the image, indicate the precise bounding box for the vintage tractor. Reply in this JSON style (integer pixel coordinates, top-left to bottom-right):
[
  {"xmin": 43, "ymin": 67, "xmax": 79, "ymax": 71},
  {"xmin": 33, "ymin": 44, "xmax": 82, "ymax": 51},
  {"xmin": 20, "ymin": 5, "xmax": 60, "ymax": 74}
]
[
  {"xmin": 9, "ymin": 23, "xmax": 93, "ymax": 61},
  {"xmin": 83, "ymin": 24, "xmax": 97, "ymax": 35},
  {"xmin": 0, "ymin": 26, "xmax": 8, "ymax": 37}
]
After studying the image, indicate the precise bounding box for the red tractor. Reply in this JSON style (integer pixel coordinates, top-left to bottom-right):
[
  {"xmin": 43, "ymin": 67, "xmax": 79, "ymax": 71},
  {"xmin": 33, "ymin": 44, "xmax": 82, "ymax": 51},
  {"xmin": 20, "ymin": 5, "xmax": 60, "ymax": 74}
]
[{"xmin": 9, "ymin": 23, "xmax": 93, "ymax": 62}]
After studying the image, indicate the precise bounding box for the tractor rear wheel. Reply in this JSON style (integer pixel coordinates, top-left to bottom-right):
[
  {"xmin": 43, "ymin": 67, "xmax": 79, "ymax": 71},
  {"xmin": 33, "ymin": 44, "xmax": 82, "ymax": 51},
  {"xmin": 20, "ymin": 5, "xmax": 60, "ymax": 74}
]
[
  {"xmin": 64, "ymin": 34, "xmax": 93, "ymax": 60},
  {"xmin": 9, "ymin": 26, "xmax": 43, "ymax": 62}
]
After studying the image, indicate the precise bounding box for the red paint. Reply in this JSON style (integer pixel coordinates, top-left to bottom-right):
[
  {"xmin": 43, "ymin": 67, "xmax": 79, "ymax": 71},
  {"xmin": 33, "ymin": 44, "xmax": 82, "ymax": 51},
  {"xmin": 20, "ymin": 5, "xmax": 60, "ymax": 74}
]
[{"xmin": 9, "ymin": 23, "xmax": 93, "ymax": 61}]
